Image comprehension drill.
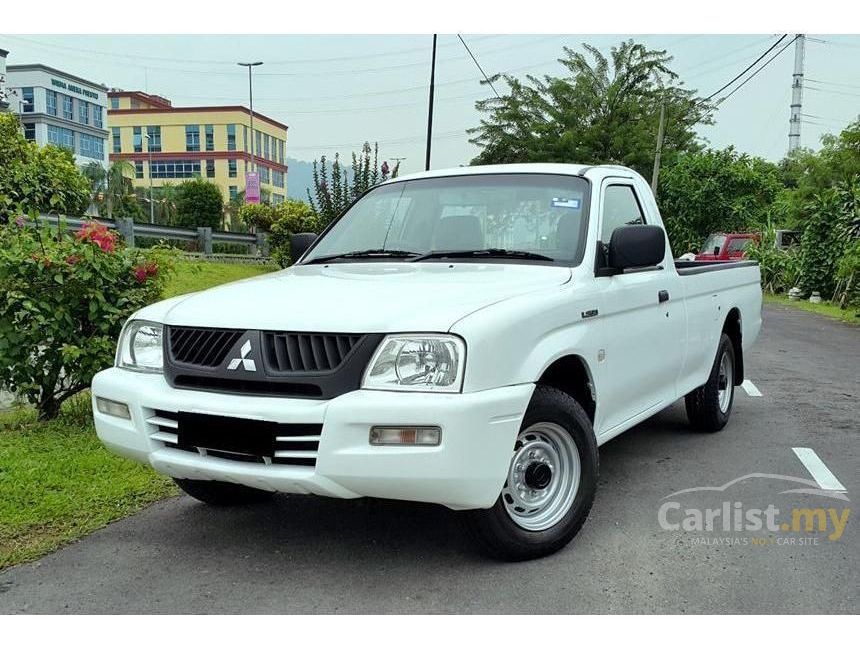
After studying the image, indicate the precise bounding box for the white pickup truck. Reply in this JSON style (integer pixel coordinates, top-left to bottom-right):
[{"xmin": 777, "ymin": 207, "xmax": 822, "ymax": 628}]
[{"xmin": 92, "ymin": 163, "xmax": 762, "ymax": 560}]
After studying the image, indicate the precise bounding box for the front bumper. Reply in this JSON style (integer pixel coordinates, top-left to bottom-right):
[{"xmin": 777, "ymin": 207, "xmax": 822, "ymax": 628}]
[{"xmin": 91, "ymin": 368, "xmax": 533, "ymax": 510}]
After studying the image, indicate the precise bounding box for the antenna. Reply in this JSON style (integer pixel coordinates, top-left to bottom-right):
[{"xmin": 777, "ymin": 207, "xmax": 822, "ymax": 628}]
[{"xmin": 788, "ymin": 34, "xmax": 806, "ymax": 153}]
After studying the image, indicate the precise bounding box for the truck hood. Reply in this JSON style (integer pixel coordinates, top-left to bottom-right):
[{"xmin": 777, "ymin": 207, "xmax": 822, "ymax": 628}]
[{"xmin": 156, "ymin": 262, "xmax": 572, "ymax": 333}]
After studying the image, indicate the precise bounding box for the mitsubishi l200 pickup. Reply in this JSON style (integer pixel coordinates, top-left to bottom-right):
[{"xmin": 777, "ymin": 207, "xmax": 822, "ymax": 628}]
[{"xmin": 92, "ymin": 163, "xmax": 762, "ymax": 560}]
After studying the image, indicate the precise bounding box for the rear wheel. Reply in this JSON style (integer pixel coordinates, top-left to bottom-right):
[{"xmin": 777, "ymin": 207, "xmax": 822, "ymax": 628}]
[
  {"xmin": 685, "ymin": 333, "xmax": 736, "ymax": 432},
  {"xmin": 463, "ymin": 386, "xmax": 598, "ymax": 561},
  {"xmin": 173, "ymin": 478, "xmax": 275, "ymax": 506}
]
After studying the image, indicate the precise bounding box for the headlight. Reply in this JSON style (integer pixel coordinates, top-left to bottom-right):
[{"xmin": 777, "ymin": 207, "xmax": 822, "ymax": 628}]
[
  {"xmin": 116, "ymin": 320, "xmax": 163, "ymax": 373},
  {"xmin": 362, "ymin": 334, "xmax": 465, "ymax": 393}
]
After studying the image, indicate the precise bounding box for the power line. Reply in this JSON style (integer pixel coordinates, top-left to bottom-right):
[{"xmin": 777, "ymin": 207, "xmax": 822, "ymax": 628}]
[
  {"xmin": 702, "ymin": 34, "xmax": 788, "ymax": 101},
  {"xmin": 806, "ymin": 78, "xmax": 860, "ymax": 90},
  {"xmin": 710, "ymin": 35, "xmax": 799, "ymax": 106},
  {"xmin": 457, "ymin": 34, "xmax": 502, "ymax": 100},
  {"xmin": 806, "ymin": 85, "xmax": 860, "ymax": 99}
]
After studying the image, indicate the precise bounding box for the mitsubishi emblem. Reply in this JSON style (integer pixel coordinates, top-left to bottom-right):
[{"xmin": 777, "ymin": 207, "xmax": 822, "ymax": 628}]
[{"xmin": 227, "ymin": 339, "xmax": 256, "ymax": 371}]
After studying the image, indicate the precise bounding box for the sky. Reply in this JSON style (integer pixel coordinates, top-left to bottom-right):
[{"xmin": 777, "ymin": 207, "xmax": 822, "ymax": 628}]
[{"xmin": 2, "ymin": 33, "xmax": 859, "ymax": 174}]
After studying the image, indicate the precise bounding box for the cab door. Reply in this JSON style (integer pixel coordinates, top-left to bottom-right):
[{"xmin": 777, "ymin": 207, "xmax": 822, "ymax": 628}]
[{"xmin": 594, "ymin": 180, "xmax": 685, "ymax": 435}]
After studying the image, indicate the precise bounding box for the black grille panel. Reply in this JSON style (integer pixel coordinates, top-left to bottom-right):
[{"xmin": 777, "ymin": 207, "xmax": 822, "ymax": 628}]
[
  {"xmin": 152, "ymin": 410, "xmax": 321, "ymax": 468},
  {"xmin": 263, "ymin": 332, "xmax": 363, "ymax": 373},
  {"xmin": 168, "ymin": 327, "xmax": 243, "ymax": 367}
]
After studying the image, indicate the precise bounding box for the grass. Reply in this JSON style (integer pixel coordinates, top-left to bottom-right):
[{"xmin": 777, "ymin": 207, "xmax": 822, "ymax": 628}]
[
  {"xmin": 0, "ymin": 260, "xmax": 278, "ymax": 571},
  {"xmin": 764, "ymin": 293, "xmax": 860, "ymax": 326}
]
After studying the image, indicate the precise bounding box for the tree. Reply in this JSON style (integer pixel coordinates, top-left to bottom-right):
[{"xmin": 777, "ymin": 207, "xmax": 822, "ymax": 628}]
[
  {"xmin": 174, "ymin": 179, "xmax": 224, "ymax": 229},
  {"xmin": 468, "ymin": 40, "xmax": 712, "ymax": 178},
  {"xmin": 81, "ymin": 161, "xmax": 107, "ymax": 211},
  {"xmin": 268, "ymin": 199, "xmax": 323, "ymax": 267},
  {"xmin": 103, "ymin": 160, "xmax": 137, "ymax": 219},
  {"xmin": 657, "ymin": 147, "xmax": 782, "ymax": 254},
  {"xmin": 307, "ymin": 142, "xmax": 400, "ymax": 226},
  {"xmin": 0, "ymin": 112, "xmax": 90, "ymax": 222}
]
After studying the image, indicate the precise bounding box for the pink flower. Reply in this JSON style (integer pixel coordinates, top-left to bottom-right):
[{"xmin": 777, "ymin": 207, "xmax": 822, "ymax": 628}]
[
  {"xmin": 133, "ymin": 266, "xmax": 148, "ymax": 283},
  {"xmin": 15, "ymin": 216, "xmax": 25, "ymax": 227},
  {"xmin": 76, "ymin": 221, "xmax": 118, "ymax": 253}
]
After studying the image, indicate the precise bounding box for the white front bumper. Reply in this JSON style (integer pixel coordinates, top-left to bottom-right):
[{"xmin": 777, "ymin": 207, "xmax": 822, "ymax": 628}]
[{"xmin": 91, "ymin": 368, "xmax": 533, "ymax": 510}]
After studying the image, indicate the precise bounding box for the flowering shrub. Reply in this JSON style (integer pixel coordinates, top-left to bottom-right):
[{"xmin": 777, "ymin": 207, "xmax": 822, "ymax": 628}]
[{"xmin": 0, "ymin": 218, "xmax": 174, "ymax": 419}]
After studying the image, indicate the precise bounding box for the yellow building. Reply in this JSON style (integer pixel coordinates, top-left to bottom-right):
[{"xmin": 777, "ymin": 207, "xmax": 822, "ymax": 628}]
[{"xmin": 107, "ymin": 91, "xmax": 288, "ymax": 204}]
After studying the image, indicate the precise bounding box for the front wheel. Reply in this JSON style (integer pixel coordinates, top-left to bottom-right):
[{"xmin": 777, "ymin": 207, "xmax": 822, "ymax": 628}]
[{"xmin": 463, "ymin": 386, "xmax": 599, "ymax": 561}]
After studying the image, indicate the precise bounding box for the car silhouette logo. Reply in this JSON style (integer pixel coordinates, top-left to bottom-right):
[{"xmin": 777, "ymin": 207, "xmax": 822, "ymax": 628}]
[{"xmin": 227, "ymin": 339, "xmax": 256, "ymax": 372}]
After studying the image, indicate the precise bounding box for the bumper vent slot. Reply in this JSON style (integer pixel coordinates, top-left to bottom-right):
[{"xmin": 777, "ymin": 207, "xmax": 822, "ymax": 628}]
[
  {"xmin": 263, "ymin": 332, "xmax": 363, "ymax": 373},
  {"xmin": 148, "ymin": 410, "xmax": 321, "ymax": 468},
  {"xmin": 167, "ymin": 326, "xmax": 243, "ymax": 367}
]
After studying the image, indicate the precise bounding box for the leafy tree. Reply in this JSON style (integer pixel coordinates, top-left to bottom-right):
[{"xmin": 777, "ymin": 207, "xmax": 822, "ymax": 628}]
[
  {"xmin": 238, "ymin": 203, "xmax": 277, "ymax": 232},
  {"xmin": 468, "ymin": 40, "xmax": 713, "ymax": 178},
  {"xmin": 81, "ymin": 161, "xmax": 107, "ymax": 210},
  {"xmin": 0, "ymin": 112, "xmax": 90, "ymax": 222},
  {"xmin": 307, "ymin": 142, "xmax": 400, "ymax": 226},
  {"xmin": 268, "ymin": 199, "xmax": 323, "ymax": 267},
  {"xmin": 174, "ymin": 178, "xmax": 224, "ymax": 229},
  {"xmin": 103, "ymin": 160, "xmax": 137, "ymax": 219},
  {"xmin": 657, "ymin": 147, "xmax": 782, "ymax": 254}
]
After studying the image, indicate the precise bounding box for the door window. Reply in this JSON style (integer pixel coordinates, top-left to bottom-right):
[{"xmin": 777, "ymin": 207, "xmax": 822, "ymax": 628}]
[{"xmin": 601, "ymin": 184, "xmax": 645, "ymax": 242}]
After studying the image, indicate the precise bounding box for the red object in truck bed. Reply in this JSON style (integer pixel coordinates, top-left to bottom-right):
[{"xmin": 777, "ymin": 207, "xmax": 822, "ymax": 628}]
[{"xmin": 695, "ymin": 232, "xmax": 760, "ymax": 261}]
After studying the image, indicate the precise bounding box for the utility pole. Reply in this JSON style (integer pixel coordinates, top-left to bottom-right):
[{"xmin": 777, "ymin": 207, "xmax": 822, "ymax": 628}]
[
  {"xmin": 651, "ymin": 102, "xmax": 666, "ymax": 194},
  {"xmin": 238, "ymin": 61, "xmax": 263, "ymax": 172},
  {"xmin": 788, "ymin": 34, "xmax": 805, "ymax": 153},
  {"xmin": 425, "ymin": 34, "xmax": 437, "ymax": 172}
]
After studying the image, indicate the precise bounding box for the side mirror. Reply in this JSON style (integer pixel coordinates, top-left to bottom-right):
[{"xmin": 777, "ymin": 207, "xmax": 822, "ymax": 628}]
[
  {"xmin": 290, "ymin": 232, "xmax": 318, "ymax": 263},
  {"xmin": 606, "ymin": 225, "xmax": 666, "ymax": 272}
]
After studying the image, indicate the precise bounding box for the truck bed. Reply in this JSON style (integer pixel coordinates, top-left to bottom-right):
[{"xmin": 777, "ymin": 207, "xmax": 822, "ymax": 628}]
[{"xmin": 673, "ymin": 259, "xmax": 758, "ymax": 276}]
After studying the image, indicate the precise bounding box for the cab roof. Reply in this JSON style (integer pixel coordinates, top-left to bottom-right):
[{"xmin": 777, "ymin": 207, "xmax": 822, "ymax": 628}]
[{"xmin": 388, "ymin": 163, "xmax": 641, "ymax": 184}]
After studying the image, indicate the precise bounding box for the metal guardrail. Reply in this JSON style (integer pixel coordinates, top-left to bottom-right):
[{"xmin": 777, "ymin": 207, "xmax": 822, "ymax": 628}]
[{"xmin": 36, "ymin": 214, "xmax": 269, "ymax": 258}]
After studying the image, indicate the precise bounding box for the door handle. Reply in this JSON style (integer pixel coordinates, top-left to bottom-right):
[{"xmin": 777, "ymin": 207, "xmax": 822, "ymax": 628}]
[{"xmin": 658, "ymin": 290, "xmax": 670, "ymax": 303}]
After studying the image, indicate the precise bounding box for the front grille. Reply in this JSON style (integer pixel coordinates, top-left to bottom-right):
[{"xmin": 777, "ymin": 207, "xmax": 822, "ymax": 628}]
[
  {"xmin": 147, "ymin": 409, "xmax": 321, "ymax": 467},
  {"xmin": 172, "ymin": 375, "xmax": 323, "ymax": 398},
  {"xmin": 167, "ymin": 326, "xmax": 243, "ymax": 367},
  {"xmin": 263, "ymin": 332, "xmax": 363, "ymax": 373}
]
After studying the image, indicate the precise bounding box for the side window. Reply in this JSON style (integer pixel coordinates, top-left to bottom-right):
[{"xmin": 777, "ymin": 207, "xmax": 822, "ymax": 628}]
[
  {"xmin": 601, "ymin": 184, "xmax": 645, "ymax": 242},
  {"xmin": 727, "ymin": 237, "xmax": 751, "ymax": 253}
]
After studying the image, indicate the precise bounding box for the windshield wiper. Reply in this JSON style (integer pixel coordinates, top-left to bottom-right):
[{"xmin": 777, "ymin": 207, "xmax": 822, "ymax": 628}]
[
  {"xmin": 410, "ymin": 248, "xmax": 555, "ymax": 262},
  {"xmin": 304, "ymin": 249, "xmax": 420, "ymax": 264}
]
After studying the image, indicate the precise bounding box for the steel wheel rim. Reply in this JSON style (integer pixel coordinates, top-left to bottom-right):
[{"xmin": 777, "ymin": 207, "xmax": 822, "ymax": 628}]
[
  {"xmin": 718, "ymin": 352, "xmax": 733, "ymax": 413},
  {"xmin": 502, "ymin": 422, "xmax": 581, "ymax": 531}
]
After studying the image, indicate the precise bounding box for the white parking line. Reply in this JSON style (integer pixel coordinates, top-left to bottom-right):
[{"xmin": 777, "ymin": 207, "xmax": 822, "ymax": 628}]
[
  {"xmin": 792, "ymin": 447, "xmax": 847, "ymax": 491},
  {"xmin": 741, "ymin": 379, "xmax": 762, "ymax": 396}
]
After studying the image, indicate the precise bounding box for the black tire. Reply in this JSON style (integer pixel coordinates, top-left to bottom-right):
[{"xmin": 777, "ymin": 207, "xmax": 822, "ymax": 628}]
[
  {"xmin": 463, "ymin": 385, "xmax": 599, "ymax": 561},
  {"xmin": 685, "ymin": 333, "xmax": 736, "ymax": 433},
  {"xmin": 173, "ymin": 478, "xmax": 275, "ymax": 506}
]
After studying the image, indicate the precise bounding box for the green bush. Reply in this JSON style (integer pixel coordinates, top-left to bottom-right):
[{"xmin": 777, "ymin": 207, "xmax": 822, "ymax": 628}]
[
  {"xmin": 268, "ymin": 199, "xmax": 323, "ymax": 267},
  {"xmin": 746, "ymin": 221, "xmax": 801, "ymax": 294},
  {"xmin": 238, "ymin": 203, "xmax": 277, "ymax": 232},
  {"xmin": 174, "ymin": 179, "xmax": 224, "ymax": 230},
  {"xmin": 0, "ymin": 112, "xmax": 90, "ymax": 222},
  {"xmin": 0, "ymin": 220, "xmax": 174, "ymax": 419}
]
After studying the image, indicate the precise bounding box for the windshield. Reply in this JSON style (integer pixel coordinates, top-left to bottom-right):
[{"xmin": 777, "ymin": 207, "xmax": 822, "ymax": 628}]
[
  {"xmin": 701, "ymin": 234, "xmax": 727, "ymax": 254},
  {"xmin": 302, "ymin": 173, "xmax": 591, "ymax": 265}
]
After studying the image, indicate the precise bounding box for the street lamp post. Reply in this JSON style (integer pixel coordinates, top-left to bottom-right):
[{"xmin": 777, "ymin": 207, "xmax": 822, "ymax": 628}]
[
  {"xmin": 143, "ymin": 132, "xmax": 154, "ymax": 224},
  {"xmin": 237, "ymin": 62, "xmax": 263, "ymax": 176}
]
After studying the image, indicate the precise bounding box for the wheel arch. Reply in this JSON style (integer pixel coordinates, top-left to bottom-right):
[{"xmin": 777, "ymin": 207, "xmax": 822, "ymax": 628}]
[
  {"xmin": 534, "ymin": 354, "xmax": 596, "ymax": 423},
  {"xmin": 722, "ymin": 307, "xmax": 744, "ymax": 385}
]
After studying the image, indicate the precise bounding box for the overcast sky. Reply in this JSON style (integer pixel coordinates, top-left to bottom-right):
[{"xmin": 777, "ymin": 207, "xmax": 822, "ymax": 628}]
[{"xmin": 2, "ymin": 34, "xmax": 858, "ymax": 173}]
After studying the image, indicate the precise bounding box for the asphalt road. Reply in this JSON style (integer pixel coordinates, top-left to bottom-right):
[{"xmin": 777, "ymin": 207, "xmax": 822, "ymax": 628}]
[{"xmin": 1, "ymin": 303, "xmax": 857, "ymax": 614}]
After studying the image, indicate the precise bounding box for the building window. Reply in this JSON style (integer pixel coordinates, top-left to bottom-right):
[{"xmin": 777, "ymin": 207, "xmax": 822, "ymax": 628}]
[
  {"xmin": 79, "ymin": 101, "xmax": 89, "ymax": 125},
  {"xmin": 185, "ymin": 125, "xmax": 200, "ymax": 152},
  {"xmin": 226, "ymin": 124, "xmax": 236, "ymax": 151},
  {"xmin": 21, "ymin": 87, "xmax": 34, "ymax": 112},
  {"xmin": 272, "ymin": 169, "xmax": 284, "ymax": 189},
  {"xmin": 146, "ymin": 125, "xmax": 161, "ymax": 152},
  {"xmin": 110, "ymin": 96, "xmax": 119, "ymax": 109},
  {"xmin": 206, "ymin": 159, "xmax": 215, "ymax": 178},
  {"xmin": 205, "ymin": 124, "xmax": 214, "ymax": 152},
  {"xmin": 228, "ymin": 185, "xmax": 238, "ymax": 201},
  {"xmin": 93, "ymin": 105, "xmax": 103, "ymax": 129},
  {"xmin": 150, "ymin": 159, "xmax": 201, "ymax": 179},
  {"xmin": 243, "ymin": 126, "xmax": 247, "ymax": 152},
  {"xmin": 278, "ymin": 139, "xmax": 284, "ymax": 164},
  {"xmin": 62, "ymin": 95, "xmax": 74, "ymax": 120},
  {"xmin": 48, "ymin": 125, "xmax": 75, "ymax": 151},
  {"xmin": 23, "ymin": 123, "xmax": 35, "ymax": 141},
  {"xmin": 133, "ymin": 126, "xmax": 142, "ymax": 153},
  {"xmin": 255, "ymin": 130, "xmax": 262, "ymax": 158},
  {"xmin": 228, "ymin": 159, "xmax": 237, "ymax": 178},
  {"xmin": 46, "ymin": 91, "xmax": 57, "ymax": 116},
  {"xmin": 272, "ymin": 193, "xmax": 285, "ymax": 205},
  {"xmin": 135, "ymin": 161, "xmax": 143, "ymax": 179},
  {"xmin": 112, "ymin": 127, "xmax": 121, "ymax": 153},
  {"xmin": 78, "ymin": 134, "xmax": 104, "ymax": 160},
  {"xmin": 259, "ymin": 166, "xmax": 270, "ymax": 184},
  {"xmin": 263, "ymin": 134, "xmax": 269, "ymax": 160}
]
